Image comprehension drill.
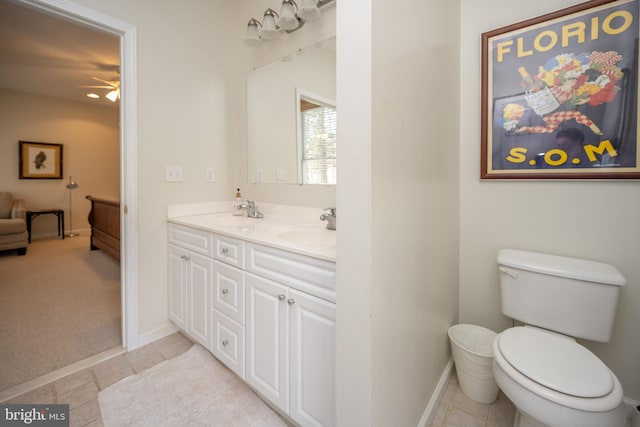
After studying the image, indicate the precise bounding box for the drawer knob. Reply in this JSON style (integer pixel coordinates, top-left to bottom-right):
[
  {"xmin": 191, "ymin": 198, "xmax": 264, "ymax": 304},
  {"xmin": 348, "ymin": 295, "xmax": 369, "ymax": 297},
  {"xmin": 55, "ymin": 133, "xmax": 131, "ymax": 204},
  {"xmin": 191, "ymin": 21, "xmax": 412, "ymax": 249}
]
[
  {"xmin": 278, "ymin": 294, "xmax": 286, "ymax": 301},
  {"xmin": 222, "ymin": 288, "xmax": 229, "ymax": 295},
  {"xmin": 222, "ymin": 340, "xmax": 229, "ymax": 347},
  {"xmin": 221, "ymin": 247, "xmax": 229, "ymax": 254},
  {"xmin": 287, "ymin": 298, "xmax": 295, "ymax": 305}
]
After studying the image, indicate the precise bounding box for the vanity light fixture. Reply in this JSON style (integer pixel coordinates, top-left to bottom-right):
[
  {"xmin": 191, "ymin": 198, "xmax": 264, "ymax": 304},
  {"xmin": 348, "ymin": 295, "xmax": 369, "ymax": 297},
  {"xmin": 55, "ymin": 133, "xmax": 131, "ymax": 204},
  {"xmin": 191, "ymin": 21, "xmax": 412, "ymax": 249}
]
[
  {"xmin": 245, "ymin": 18, "xmax": 262, "ymax": 46},
  {"xmin": 86, "ymin": 93, "xmax": 100, "ymax": 99},
  {"xmin": 298, "ymin": 0, "xmax": 321, "ymax": 21},
  {"xmin": 243, "ymin": 0, "xmax": 335, "ymax": 46},
  {"xmin": 261, "ymin": 8, "xmax": 281, "ymax": 40},
  {"xmin": 278, "ymin": 0, "xmax": 300, "ymax": 30}
]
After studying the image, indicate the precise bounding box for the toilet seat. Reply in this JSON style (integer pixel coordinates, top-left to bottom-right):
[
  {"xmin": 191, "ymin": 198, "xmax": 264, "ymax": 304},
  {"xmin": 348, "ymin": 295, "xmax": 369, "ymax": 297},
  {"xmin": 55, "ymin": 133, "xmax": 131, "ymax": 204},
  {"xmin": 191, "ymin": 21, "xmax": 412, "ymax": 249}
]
[
  {"xmin": 493, "ymin": 327, "xmax": 624, "ymax": 412},
  {"xmin": 497, "ymin": 327, "xmax": 613, "ymax": 398}
]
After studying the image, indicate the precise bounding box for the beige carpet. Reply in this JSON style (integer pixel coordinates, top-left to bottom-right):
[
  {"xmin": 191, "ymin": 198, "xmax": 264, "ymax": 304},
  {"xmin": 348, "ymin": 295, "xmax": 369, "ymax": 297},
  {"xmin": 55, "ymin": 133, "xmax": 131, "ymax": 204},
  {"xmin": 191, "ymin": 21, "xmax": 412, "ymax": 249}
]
[
  {"xmin": 0, "ymin": 236, "xmax": 121, "ymax": 391},
  {"xmin": 98, "ymin": 344, "xmax": 286, "ymax": 427}
]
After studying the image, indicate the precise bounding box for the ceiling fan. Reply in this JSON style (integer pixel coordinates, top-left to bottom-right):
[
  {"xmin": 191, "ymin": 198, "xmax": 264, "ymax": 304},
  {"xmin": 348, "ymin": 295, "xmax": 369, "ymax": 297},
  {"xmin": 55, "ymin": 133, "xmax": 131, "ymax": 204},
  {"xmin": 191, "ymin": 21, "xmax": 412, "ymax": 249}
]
[{"xmin": 81, "ymin": 76, "xmax": 120, "ymax": 102}]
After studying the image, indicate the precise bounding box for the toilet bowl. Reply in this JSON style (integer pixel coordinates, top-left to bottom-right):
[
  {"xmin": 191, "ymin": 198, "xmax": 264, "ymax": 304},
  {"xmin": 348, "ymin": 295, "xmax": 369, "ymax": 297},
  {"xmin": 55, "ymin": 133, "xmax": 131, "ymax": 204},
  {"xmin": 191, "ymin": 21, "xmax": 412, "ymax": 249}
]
[{"xmin": 492, "ymin": 326, "xmax": 626, "ymax": 427}]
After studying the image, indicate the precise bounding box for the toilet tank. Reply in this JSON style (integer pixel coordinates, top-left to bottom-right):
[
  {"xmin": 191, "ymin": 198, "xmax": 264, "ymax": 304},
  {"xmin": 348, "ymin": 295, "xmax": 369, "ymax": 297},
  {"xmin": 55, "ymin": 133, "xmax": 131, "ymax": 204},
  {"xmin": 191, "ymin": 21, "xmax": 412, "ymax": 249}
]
[{"xmin": 497, "ymin": 249, "xmax": 626, "ymax": 342}]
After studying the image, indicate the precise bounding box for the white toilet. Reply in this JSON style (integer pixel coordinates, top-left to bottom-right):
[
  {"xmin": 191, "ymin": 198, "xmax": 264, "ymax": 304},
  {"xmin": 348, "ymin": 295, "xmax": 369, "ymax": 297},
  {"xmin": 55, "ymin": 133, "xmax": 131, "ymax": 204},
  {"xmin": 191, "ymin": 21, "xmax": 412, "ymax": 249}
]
[{"xmin": 493, "ymin": 249, "xmax": 627, "ymax": 427}]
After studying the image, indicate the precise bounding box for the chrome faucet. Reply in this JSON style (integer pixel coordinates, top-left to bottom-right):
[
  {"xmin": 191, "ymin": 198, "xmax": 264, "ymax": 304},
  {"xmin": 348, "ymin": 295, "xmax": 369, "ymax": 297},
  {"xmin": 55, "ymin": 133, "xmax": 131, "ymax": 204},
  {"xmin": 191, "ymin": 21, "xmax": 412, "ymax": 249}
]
[
  {"xmin": 237, "ymin": 200, "xmax": 264, "ymax": 218},
  {"xmin": 320, "ymin": 207, "xmax": 336, "ymax": 230}
]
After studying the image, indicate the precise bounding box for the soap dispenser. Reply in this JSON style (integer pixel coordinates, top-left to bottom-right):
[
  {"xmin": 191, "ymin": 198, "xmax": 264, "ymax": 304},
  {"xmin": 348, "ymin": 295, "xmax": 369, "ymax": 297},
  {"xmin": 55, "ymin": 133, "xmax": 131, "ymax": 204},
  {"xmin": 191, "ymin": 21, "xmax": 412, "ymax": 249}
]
[{"xmin": 233, "ymin": 188, "xmax": 243, "ymax": 216}]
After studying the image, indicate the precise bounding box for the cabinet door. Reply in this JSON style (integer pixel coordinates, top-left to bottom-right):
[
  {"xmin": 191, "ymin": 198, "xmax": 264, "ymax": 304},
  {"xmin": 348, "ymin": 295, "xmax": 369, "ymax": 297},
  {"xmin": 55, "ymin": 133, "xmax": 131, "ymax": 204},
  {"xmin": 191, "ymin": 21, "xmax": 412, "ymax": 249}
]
[
  {"xmin": 187, "ymin": 252, "xmax": 213, "ymax": 349},
  {"xmin": 167, "ymin": 244, "xmax": 187, "ymax": 329},
  {"xmin": 289, "ymin": 289, "xmax": 336, "ymax": 427},
  {"xmin": 245, "ymin": 273, "xmax": 289, "ymax": 412}
]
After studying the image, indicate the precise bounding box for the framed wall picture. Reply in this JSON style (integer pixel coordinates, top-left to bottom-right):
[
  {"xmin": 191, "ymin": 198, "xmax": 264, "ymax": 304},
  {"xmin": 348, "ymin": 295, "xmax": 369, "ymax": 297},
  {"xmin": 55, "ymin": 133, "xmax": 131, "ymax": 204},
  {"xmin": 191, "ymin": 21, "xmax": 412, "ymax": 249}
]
[
  {"xmin": 481, "ymin": 0, "xmax": 640, "ymax": 179},
  {"xmin": 19, "ymin": 141, "xmax": 63, "ymax": 179}
]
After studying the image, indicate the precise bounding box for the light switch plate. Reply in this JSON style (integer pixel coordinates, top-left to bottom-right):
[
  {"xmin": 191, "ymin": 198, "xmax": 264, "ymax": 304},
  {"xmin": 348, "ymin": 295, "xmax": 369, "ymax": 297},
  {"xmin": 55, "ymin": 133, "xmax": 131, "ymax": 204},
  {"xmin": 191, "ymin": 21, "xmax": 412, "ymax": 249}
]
[
  {"xmin": 276, "ymin": 168, "xmax": 286, "ymax": 182},
  {"xmin": 165, "ymin": 165, "xmax": 183, "ymax": 182},
  {"xmin": 256, "ymin": 168, "xmax": 263, "ymax": 183},
  {"xmin": 206, "ymin": 167, "xmax": 215, "ymax": 183}
]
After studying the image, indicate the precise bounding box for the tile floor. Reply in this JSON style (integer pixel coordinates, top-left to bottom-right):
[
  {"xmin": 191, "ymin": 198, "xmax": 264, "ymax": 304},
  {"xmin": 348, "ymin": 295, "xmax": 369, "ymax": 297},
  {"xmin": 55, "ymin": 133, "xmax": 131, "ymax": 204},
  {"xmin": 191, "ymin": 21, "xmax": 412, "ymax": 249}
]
[
  {"xmin": 5, "ymin": 340, "xmax": 631, "ymax": 427},
  {"xmin": 3, "ymin": 332, "xmax": 193, "ymax": 427},
  {"xmin": 430, "ymin": 371, "xmax": 516, "ymax": 427},
  {"xmin": 430, "ymin": 372, "xmax": 633, "ymax": 427}
]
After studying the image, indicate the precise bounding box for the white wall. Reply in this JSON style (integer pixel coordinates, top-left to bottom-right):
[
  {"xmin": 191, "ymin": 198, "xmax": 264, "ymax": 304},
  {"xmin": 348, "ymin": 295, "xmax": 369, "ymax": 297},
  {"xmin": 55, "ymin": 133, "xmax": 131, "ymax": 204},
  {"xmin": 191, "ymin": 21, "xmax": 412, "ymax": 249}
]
[
  {"xmin": 0, "ymin": 88, "xmax": 119, "ymax": 238},
  {"xmin": 337, "ymin": 0, "xmax": 460, "ymax": 425},
  {"xmin": 460, "ymin": 0, "xmax": 640, "ymax": 400},
  {"xmin": 370, "ymin": 0, "xmax": 460, "ymax": 425},
  {"xmin": 70, "ymin": 0, "xmax": 238, "ymax": 336}
]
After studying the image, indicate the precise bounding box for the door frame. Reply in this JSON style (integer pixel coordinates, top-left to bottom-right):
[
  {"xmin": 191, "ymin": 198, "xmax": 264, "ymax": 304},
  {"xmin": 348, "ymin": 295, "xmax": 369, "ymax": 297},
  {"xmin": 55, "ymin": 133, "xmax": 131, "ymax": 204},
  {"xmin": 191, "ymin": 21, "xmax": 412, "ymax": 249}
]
[{"xmin": 17, "ymin": 0, "xmax": 140, "ymax": 349}]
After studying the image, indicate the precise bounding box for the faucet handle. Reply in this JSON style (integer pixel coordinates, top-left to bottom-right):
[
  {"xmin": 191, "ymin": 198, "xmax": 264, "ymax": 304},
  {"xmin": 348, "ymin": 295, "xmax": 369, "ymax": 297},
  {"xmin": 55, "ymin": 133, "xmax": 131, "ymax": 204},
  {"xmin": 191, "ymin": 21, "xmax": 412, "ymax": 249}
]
[{"xmin": 324, "ymin": 207, "xmax": 336, "ymax": 216}]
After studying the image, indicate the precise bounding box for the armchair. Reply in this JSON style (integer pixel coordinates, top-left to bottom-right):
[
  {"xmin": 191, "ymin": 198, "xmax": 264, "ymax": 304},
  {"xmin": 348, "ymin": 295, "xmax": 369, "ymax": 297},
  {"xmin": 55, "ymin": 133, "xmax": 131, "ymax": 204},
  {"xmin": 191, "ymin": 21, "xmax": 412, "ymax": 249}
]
[{"xmin": 0, "ymin": 192, "xmax": 28, "ymax": 255}]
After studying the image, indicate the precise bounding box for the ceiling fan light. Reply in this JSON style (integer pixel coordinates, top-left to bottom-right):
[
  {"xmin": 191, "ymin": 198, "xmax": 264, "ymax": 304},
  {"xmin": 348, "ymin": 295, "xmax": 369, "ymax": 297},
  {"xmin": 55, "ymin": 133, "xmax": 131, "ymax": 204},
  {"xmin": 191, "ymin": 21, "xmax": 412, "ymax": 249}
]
[
  {"xmin": 298, "ymin": 0, "xmax": 320, "ymax": 21},
  {"xmin": 278, "ymin": 0, "xmax": 299, "ymax": 31},
  {"xmin": 261, "ymin": 8, "xmax": 280, "ymax": 40},
  {"xmin": 106, "ymin": 89, "xmax": 119, "ymax": 102}
]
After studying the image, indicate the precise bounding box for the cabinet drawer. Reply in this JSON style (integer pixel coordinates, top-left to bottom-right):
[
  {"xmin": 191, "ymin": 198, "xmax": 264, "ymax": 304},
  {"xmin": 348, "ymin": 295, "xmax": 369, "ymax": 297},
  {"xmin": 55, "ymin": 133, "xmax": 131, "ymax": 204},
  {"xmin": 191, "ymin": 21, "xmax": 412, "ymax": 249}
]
[
  {"xmin": 213, "ymin": 260, "xmax": 245, "ymax": 325},
  {"xmin": 214, "ymin": 234, "xmax": 245, "ymax": 269},
  {"xmin": 212, "ymin": 309, "xmax": 245, "ymax": 379},
  {"xmin": 168, "ymin": 223, "xmax": 213, "ymax": 257},
  {"xmin": 246, "ymin": 243, "xmax": 336, "ymax": 303}
]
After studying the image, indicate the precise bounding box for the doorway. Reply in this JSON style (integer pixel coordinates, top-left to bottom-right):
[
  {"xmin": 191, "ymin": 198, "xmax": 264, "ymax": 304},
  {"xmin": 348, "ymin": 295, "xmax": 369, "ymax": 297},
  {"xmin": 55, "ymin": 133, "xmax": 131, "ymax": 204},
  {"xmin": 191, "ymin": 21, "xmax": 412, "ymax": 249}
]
[{"xmin": 0, "ymin": 0, "xmax": 138, "ymax": 395}]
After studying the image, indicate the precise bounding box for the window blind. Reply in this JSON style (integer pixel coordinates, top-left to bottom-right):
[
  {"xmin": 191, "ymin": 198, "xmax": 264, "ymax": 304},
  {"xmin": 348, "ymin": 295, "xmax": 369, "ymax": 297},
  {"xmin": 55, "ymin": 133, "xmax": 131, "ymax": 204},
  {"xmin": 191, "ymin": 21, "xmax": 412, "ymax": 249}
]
[{"xmin": 301, "ymin": 105, "xmax": 336, "ymax": 184}]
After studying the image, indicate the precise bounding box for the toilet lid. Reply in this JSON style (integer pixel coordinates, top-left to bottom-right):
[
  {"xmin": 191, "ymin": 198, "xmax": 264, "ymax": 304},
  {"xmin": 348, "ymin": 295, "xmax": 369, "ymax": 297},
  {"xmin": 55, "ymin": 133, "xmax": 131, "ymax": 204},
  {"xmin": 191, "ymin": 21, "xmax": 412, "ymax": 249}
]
[{"xmin": 498, "ymin": 327, "xmax": 614, "ymax": 398}]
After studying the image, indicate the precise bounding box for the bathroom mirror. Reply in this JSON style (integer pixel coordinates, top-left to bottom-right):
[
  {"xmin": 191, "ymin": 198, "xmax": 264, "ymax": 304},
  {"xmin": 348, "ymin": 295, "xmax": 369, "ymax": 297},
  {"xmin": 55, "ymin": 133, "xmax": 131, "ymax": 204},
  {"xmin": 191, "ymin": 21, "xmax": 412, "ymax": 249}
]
[{"xmin": 247, "ymin": 37, "xmax": 336, "ymax": 185}]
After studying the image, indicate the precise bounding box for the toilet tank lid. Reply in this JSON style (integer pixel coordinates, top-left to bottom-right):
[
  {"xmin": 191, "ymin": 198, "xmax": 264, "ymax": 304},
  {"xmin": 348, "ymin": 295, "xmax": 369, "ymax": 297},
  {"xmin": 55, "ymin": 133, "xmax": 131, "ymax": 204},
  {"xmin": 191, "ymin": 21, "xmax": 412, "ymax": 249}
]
[{"xmin": 497, "ymin": 249, "xmax": 626, "ymax": 286}]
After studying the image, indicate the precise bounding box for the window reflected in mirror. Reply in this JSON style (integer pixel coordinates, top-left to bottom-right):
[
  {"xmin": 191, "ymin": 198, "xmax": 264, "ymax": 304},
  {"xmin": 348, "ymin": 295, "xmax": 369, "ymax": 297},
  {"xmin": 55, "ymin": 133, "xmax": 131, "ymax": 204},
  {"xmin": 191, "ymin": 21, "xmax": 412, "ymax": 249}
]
[{"xmin": 298, "ymin": 90, "xmax": 336, "ymax": 185}]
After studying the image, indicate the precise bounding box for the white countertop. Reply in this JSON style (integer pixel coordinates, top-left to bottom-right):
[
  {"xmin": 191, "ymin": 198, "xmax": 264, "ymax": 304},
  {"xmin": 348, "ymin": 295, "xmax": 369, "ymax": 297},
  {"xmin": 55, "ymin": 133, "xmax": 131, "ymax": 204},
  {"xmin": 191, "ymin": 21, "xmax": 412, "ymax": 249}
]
[{"xmin": 167, "ymin": 201, "xmax": 336, "ymax": 262}]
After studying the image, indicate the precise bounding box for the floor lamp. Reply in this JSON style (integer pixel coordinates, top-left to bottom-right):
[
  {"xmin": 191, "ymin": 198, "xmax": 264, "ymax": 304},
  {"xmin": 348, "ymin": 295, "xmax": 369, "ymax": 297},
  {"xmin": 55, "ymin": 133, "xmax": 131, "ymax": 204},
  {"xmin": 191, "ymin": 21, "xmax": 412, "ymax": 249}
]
[{"xmin": 66, "ymin": 176, "xmax": 79, "ymax": 237}]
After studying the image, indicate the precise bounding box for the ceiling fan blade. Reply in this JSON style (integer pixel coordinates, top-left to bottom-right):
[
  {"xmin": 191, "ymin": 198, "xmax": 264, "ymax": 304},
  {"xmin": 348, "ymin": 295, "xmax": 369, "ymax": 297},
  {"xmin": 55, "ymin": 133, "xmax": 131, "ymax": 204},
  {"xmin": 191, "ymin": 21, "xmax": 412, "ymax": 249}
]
[
  {"xmin": 90, "ymin": 76, "xmax": 118, "ymax": 87},
  {"xmin": 91, "ymin": 76, "xmax": 113, "ymax": 85},
  {"xmin": 79, "ymin": 85, "xmax": 115, "ymax": 89}
]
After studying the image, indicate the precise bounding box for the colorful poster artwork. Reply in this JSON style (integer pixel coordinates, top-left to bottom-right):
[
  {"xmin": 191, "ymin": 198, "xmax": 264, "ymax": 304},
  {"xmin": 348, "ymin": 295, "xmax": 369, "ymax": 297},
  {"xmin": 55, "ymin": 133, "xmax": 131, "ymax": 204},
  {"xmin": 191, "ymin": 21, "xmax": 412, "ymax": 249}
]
[{"xmin": 482, "ymin": 0, "xmax": 640, "ymax": 179}]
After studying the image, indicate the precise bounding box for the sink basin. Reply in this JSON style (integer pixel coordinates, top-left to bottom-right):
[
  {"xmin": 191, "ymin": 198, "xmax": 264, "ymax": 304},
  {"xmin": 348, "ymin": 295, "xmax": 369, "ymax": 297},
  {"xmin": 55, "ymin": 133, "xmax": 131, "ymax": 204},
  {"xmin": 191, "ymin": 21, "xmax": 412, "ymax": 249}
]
[
  {"xmin": 202, "ymin": 214, "xmax": 256, "ymax": 227},
  {"xmin": 277, "ymin": 226, "xmax": 335, "ymax": 247}
]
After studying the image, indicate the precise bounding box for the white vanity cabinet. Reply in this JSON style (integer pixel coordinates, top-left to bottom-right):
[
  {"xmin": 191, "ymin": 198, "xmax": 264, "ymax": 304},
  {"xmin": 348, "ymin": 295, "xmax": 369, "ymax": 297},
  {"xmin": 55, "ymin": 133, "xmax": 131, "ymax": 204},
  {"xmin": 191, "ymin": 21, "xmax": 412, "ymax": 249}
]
[
  {"xmin": 211, "ymin": 248, "xmax": 246, "ymax": 379},
  {"xmin": 167, "ymin": 224, "xmax": 214, "ymax": 350},
  {"xmin": 167, "ymin": 221, "xmax": 336, "ymax": 427},
  {"xmin": 289, "ymin": 288, "xmax": 336, "ymax": 427},
  {"xmin": 245, "ymin": 243, "xmax": 336, "ymax": 427}
]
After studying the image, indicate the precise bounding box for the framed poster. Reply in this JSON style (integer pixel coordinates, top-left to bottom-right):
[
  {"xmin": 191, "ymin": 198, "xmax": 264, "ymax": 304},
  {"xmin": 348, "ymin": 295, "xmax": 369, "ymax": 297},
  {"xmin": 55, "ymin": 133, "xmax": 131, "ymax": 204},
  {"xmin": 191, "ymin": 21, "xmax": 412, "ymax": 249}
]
[
  {"xmin": 481, "ymin": 0, "xmax": 640, "ymax": 179},
  {"xmin": 19, "ymin": 141, "xmax": 63, "ymax": 179}
]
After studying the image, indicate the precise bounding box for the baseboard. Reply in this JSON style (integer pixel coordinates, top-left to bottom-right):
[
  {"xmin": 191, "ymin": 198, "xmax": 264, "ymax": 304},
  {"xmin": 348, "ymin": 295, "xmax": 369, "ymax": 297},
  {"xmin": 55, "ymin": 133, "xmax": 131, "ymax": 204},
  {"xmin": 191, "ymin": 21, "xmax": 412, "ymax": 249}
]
[
  {"xmin": 418, "ymin": 357, "xmax": 454, "ymax": 427},
  {"xmin": 30, "ymin": 227, "xmax": 91, "ymax": 241},
  {"xmin": 134, "ymin": 322, "xmax": 179, "ymax": 350},
  {"xmin": 624, "ymin": 397, "xmax": 640, "ymax": 420}
]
